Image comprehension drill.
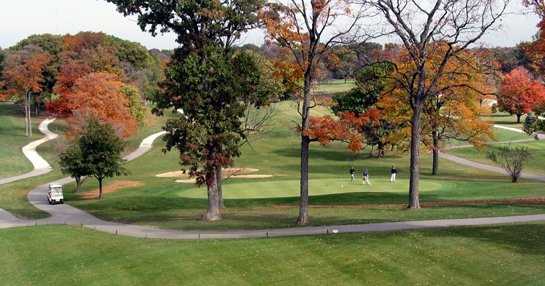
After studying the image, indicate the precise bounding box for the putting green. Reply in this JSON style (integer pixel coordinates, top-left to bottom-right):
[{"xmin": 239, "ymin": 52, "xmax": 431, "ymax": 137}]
[{"xmin": 176, "ymin": 178, "xmax": 443, "ymax": 199}]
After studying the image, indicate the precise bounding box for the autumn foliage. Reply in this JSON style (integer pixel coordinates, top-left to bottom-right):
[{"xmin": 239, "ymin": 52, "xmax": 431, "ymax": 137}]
[
  {"xmin": 50, "ymin": 72, "xmax": 137, "ymax": 138},
  {"xmin": 2, "ymin": 48, "xmax": 51, "ymax": 96},
  {"xmin": 306, "ymin": 109, "xmax": 381, "ymax": 153},
  {"xmin": 498, "ymin": 67, "xmax": 545, "ymax": 122}
]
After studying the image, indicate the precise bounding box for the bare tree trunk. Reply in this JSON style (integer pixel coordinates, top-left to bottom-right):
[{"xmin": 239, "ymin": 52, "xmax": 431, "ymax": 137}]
[
  {"xmin": 512, "ymin": 174, "xmax": 519, "ymax": 183},
  {"xmin": 217, "ymin": 167, "xmax": 224, "ymax": 208},
  {"xmin": 516, "ymin": 114, "xmax": 522, "ymax": 124},
  {"xmin": 205, "ymin": 167, "xmax": 221, "ymax": 221},
  {"xmin": 27, "ymin": 92, "xmax": 32, "ymax": 137},
  {"xmin": 24, "ymin": 92, "xmax": 29, "ymax": 137},
  {"xmin": 98, "ymin": 178, "xmax": 103, "ymax": 200},
  {"xmin": 297, "ymin": 74, "xmax": 312, "ymax": 225},
  {"xmin": 432, "ymin": 129, "xmax": 439, "ymax": 176},
  {"xmin": 409, "ymin": 105, "xmax": 423, "ymax": 209},
  {"xmin": 297, "ymin": 135, "xmax": 310, "ymax": 225}
]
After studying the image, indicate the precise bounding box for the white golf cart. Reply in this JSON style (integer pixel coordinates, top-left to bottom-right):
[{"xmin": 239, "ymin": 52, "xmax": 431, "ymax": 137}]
[{"xmin": 47, "ymin": 184, "xmax": 64, "ymax": 205}]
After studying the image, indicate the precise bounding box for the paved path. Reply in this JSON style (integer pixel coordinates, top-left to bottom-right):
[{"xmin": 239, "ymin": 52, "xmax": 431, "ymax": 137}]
[
  {"xmin": 441, "ymin": 123, "xmax": 545, "ymax": 182},
  {"xmin": 2, "ymin": 121, "xmax": 545, "ymax": 240},
  {"xmin": 493, "ymin": 124, "xmax": 526, "ymax": 134},
  {"xmin": 439, "ymin": 151, "xmax": 545, "ymax": 182},
  {"xmin": 0, "ymin": 118, "xmax": 58, "ymax": 185}
]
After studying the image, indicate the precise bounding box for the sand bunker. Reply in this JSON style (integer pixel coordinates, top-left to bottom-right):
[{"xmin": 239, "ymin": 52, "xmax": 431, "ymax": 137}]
[
  {"xmin": 228, "ymin": 175, "xmax": 273, "ymax": 179},
  {"xmin": 166, "ymin": 168, "xmax": 273, "ymax": 184},
  {"xmin": 157, "ymin": 168, "xmax": 260, "ymax": 179},
  {"xmin": 79, "ymin": 180, "xmax": 144, "ymax": 200},
  {"xmin": 155, "ymin": 171, "xmax": 189, "ymax": 178},
  {"xmin": 175, "ymin": 174, "xmax": 273, "ymax": 184}
]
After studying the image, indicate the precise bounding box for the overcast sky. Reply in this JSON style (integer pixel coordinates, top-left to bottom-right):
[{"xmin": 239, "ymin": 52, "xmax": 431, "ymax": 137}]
[{"xmin": 0, "ymin": 0, "xmax": 541, "ymax": 50}]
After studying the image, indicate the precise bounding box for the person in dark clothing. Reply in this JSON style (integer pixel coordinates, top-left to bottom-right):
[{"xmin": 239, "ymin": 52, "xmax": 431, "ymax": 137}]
[
  {"xmin": 350, "ymin": 166, "xmax": 356, "ymax": 182},
  {"xmin": 390, "ymin": 165, "xmax": 398, "ymax": 183},
  {"xmin": 362, "ymin": 168, "xmax": 371, "ymax": 185}
]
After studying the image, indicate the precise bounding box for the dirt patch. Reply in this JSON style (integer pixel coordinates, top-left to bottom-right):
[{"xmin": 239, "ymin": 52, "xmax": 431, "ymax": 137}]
[{"xmin": 79, "ymin": 180, "xmax": 144, "ymax": 200}]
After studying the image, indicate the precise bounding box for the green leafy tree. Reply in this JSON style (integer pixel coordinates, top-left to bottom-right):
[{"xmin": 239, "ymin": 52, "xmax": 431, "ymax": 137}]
[
  {"xmin": 59, "ymin": 142, "xmax": 89, "ymax": 192},
  {"xmin": 107, "ymin": 0, "xmax": 274, "ymax": 221},
  {"xmin": 121, "ymin": 85, "xmax": 145, "ymax": 123},
  {"xmin": 79, "ymin": 118, "xmax": 127, "ymax": 199},
  {"xmin": 487, "ymin": 146, "xmax": 532, "ymax": 183},
  {"xmin": 332, "ymin": 62, "xmax": 400, "ymax": 157}
]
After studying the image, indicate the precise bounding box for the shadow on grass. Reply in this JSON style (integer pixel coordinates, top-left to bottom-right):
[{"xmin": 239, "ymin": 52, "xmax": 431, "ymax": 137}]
[{"xmin": 273, "ymin": 147, "xmax": 404, "ymax": 162}]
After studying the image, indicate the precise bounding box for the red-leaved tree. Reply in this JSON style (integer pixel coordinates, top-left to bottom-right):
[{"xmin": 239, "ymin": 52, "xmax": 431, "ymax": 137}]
[
  {"xmin": 49, "ymin": 72, "xmax": 137, "ymax": 138},
  {"xmin": 2, "ymin": 45, "xmax": 51, "ymax": 136},
  {"xmin": 498, "ymin": 67, "xmax": 545, "ymax": 123}
]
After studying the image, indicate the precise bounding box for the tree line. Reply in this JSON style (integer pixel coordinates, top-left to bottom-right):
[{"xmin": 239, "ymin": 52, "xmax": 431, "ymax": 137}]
[{"xmin": 4, "ymin": 0, "xmax": 545, "ymax": 225}]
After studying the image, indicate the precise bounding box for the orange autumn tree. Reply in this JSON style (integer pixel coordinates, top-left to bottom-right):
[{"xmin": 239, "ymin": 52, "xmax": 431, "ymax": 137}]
[
  {"xmin": 260, "ymin": 0, "xmax": 367, "ymax": 225},
  {"xmin": 523, "ymin": 0, "xmax": 545, "ymax": 73},
  {"xmin": 305, "ymin": 110, "xmax": 381, "ymax": 153},
  {"xmin": 386, "ymin": 44, "xmax": 494, "ymax": 175},
  {"xmin": 498, "ymin": 67, "xmax": 545, "ymax": 123},
  {"xmin": 53, "ymin": 72, "xmax": 137, "ymax": 138},
  {"xmin": 2, "ymin": 45, "xmax": 51, "ymax": 136}
]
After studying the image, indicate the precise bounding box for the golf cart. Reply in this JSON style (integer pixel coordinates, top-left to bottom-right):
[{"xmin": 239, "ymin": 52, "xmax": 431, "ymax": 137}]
[{"xmin": 47, "ymin": 184, "xmax": 64, "ymax": 205}]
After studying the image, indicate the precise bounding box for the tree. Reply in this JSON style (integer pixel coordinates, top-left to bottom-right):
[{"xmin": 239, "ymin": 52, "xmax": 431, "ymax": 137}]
[
  {"xmin": 49, "ymin": 72, "xmax": 138, "ymax": 138},
  {"xmin": 107, "ymin": 0, "xmax": 274, "ymax": 221},
  {"xmin": 121, "ymin": 85, "xmax": 146, "ymax": 124},
  {"xmin": 524, "ymin": 112, "xmax": 539, "ymax": 134},
  {"xmin": 522, "ymin": 1, "xmax": 545, "ymax": 74},
  {"xmin": 2, "ymin": 45, "xmax": 51, "ymax": 136},
  {"xmin": 59, "ymin": 142, "xmax": 89, "ymax": 192},
  {"xmin": 498, "ymin": 67, "xmax": 545, "ymax": 123},
  {"xmin": 261, "ymin": 0, "xmax": 366, "ymax": 225},
  {"xmin": 331, "ymin": 62, "xmax": 405, "ymax": 157},
  {"xmin": 365, "ymin": 0, "xmax": 509, "ymax": 209},
  {"xmin": 419, "ymin": 44, "xmax": 494, "ymax": 175},
  {"xmin": 487, "ymin": 146, "xmax": 532, "ymax": 183},
  {"xmin": 78, "ymin": 118, "xmax": 126, "ymax": 199}
]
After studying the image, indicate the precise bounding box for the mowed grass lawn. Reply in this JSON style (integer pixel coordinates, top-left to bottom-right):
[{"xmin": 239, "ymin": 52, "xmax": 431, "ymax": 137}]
[
  {"xmin": 0, "ymin": 102, "xmax": 67, "ymax": 178},
  {"xmin": 315, "ymin": 79, "xmax": 355, "ymax": 95},
  {"xmin": 64, "ymin": 101, "xmax": 545, "ymax": 230},
  {"xmin": 1, "ymin": 223, "xmax": 545, "ymax": 285},
  {"xmin": 0, "ymin": 108, "xmax": 165, "ymax": 219},
  {"xmin": 449, "ymin": 140, "xmax": 545, "ymax": 176}
]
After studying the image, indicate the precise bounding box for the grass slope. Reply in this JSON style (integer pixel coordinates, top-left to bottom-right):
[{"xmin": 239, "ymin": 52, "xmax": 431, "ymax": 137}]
[
  {"xmin": 0, "ymin": 103, "xmax": 66, "ymax": 178},
  {"xmin": 0, "ymin": 109, "xmax": 165, "ymax": 219},
  {"xmin": 64, "ymin": 101, "xmax": 545, "ymax": 230},
  {"xmin": 1, "ymin": 223, "xmax": 545, "ymax": 285},
  {"xmin": 315, "ymin": 79, "xmax": 355, "ymax": 95}
]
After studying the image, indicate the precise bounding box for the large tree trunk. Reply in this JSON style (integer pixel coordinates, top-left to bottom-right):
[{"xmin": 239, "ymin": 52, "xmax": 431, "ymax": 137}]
[
  {"xmin": 98, "ymin": 178, "xmax": 103, "ymax": 200},
  {"xmin": 205, "ymin": 167, "xmax": 222, "ymax": 221},
  {"xmin": 297, "ymin": 72, "xmax": 312, "ymax": 226},
  {"xmin": 75, "ymin": 176, "xmax": 82, "ymax": 193},
  {"xmin": 432, "ymin": 129, "xmax": 439, "ymax": 176},
  {"xmin": 217, "ymin": 167, "xmax": 224, "ymax": 208},
  {"xmin": 408, "ymin": 105, "xmax": 423, "ymax": 209},
  {"xmin": 516, "ymin": 113, "xmax": 522, "ymax": 123},
  {"xmin": 297, "ymin": 135, "xmax": 310, "ymax": 225}
]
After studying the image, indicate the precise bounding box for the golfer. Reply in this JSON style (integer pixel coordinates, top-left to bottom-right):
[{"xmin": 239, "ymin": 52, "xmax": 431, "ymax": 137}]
[
  {"xmin": 390, "ymin": 165, "xmax": 398, "ymax": 183},
  {"xmin": 362, "ymin": 168, "xmax": 371, "ymax": 185},
  {"xmin": 350, "ymin": 166, "xmax": 356, "ymax": 182}
]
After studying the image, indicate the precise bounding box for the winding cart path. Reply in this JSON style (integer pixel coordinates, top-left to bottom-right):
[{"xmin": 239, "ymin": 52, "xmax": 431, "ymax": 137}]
[
  {"xmin": 0, "ymin": 118, "xmax": 58, "ymax": 186},
  {"xmin": 1, "ymin": 120, "xmax": 545, "ymax": 240}
]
